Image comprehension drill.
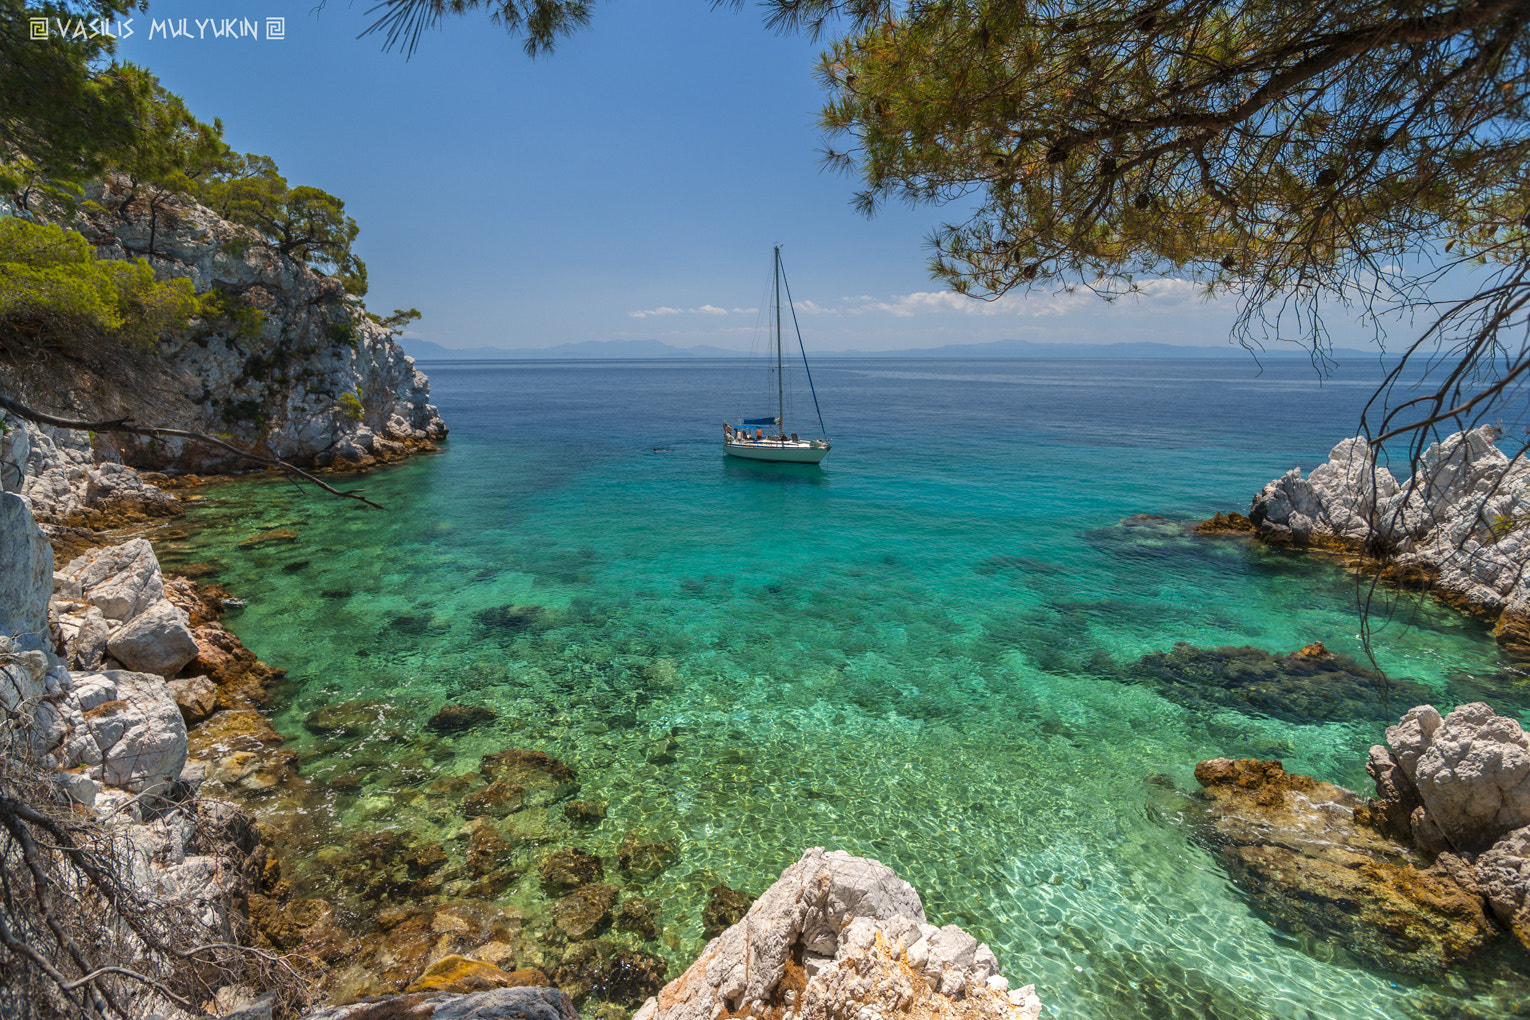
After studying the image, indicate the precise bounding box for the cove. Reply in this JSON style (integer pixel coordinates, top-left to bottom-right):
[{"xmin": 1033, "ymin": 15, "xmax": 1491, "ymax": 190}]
[{"xmin": 159, "ymin": 358, "xmax": 1530, "ymax": 1019}]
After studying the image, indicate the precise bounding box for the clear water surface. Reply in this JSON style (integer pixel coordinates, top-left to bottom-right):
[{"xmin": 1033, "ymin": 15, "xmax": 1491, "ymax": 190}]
[{"xmin": 162, "ymin": 358, "xmax": 1530, "ymax": 1019}]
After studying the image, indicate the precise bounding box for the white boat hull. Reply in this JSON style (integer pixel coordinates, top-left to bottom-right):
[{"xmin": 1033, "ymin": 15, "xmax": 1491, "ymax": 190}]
[{"xmin": 724, "ymin": 439, "xmax": 830, "ymax": 464}]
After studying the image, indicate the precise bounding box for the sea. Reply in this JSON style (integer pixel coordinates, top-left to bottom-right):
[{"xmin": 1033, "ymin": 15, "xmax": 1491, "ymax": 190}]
[{"xmin": 159, "ymin": 357, "xmax": 1530, "ymax": 1019}]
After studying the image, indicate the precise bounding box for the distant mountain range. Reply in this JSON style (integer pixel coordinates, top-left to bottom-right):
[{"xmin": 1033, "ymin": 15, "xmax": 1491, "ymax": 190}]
[{"xmin": 401, "ymin": 337, "xmax": 1381, "ymax": 361}]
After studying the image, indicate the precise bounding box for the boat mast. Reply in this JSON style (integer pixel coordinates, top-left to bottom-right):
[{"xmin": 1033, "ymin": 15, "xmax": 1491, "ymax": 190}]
[{"xmin": 775, "ymin": 246, "xmax": 784, "ymax": 438}]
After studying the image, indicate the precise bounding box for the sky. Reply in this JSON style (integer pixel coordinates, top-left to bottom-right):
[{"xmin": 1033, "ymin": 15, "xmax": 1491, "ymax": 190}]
[{"xmin": 99, "ymin": 0, "xmax": 1340, "ymax": 353}]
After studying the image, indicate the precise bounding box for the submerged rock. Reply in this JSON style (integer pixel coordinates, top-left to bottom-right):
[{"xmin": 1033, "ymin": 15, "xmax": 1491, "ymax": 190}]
[
  {"xmin": 1126, "ymin": 641, "xmax": 1433, "ymax": 725},
  {"xmin": 403, "ymin": 954, "xmax": 522, "ymax": 994},
  {"xmin": 464, "ymin": 780, "xmax": 525, "ymax": 818},
  {"xmin": 635, "ymin": 848, "xmax": 1040, "ymax": 1020},
  {"xmin": 614, "ymin": 895, "xmax": 662, "ymax": 941},
  {"xmin": 563, "ymin": 800, "xmax": 607, "ymax": 827},
  {"xmin": 701, "ymin": 882, "xmax": 753, "ymax": 937},
  {"xmin": 541, "ymin": 848, "xmax": 604, "ymax": 894},
  {"xmin": 617, "ymin": 830, "xmax": 677, "ymax": 883},
  {"xmin": 554, "ymin": 939, "xmax": 666, "ymax": 1008},
  {"xmin": 427, "ymin": 702, "xmax": 498, "ymax": 733},
  {"xmin": 303, "ymin": 699, "xmax": 409, "ymax": 739},
  {"xmin": 481, "ymin": 748, "xmax": 580, "ymax": 808},
  {"xmin": 474, "ymin": 604, "xmax": 549, "ymax": 633},
  {"xmin": 1194, "ymin": 757, "xmax": 1496, "ymax": 976},
  {"xmin": 550, "ymin": 883, "xmax": 619, "ymax": 941}
]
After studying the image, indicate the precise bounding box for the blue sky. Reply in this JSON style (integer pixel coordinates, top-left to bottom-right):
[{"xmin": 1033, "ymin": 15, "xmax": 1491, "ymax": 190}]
[{"xmin": 108, "ymin": 0, "xmax": 1306, "ymax": 352}]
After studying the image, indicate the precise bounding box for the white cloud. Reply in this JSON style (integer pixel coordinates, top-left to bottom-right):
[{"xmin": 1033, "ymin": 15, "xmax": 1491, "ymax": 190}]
[
  {"xmin": 836, "ymin": 277, "xmax": 1223, "ymax": 319},
  {"xmin": 628, "ymin": 304, "xmax": 731, "ymax": 319}
]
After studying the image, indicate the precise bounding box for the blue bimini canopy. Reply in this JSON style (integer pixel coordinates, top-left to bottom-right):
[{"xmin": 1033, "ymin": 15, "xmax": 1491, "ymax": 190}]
[{"xmin": 742, "ymin": 416, "xmax": 779, "ymax": 426}]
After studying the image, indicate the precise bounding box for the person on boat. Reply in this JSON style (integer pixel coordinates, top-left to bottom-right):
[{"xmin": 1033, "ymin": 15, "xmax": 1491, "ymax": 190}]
[
  {"xmin": 791, "ymin": 433, "xmax": 798, "ymax": 441},
  {"xmin": 754, "ymin": 428, "xmax": 763, "ymax": 441},
  {"xmin": 724, "ymin": 424, "xmax": 732, "ymax": 438}
]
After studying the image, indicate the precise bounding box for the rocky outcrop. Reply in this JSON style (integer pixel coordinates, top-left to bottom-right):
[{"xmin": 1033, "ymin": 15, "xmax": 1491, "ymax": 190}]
[
  {"xmin": 1194, "ymin": 703, "xmax": 1530, "ymax": 977},
  {"xmin": 1249, "ymin": 435, "xmax": 1396, "ymax": 549},
  {"xmin": 0, "ymin": 430, "xmax": 272, "ymax": 1012},
  {"xmin": 634, "ymin": 847, "xmax": 1041, "ymax": 1020},
  {"xmin": 1247, "ymin": 428, "xmax": 1530, "ymax": 649},
  {"xmin": 1193, "ymin": 757, "xmax": 1496, "ymax": 976},
  {"xmin": 1376, "ymin": 703, "xmax": 1530, "ymax": 855},
  {"xmin": 63, "ymin": 175, "xmax": 446, "ymax": 475},
  {"xmin": 19, "ymin": 422, "xmax": 183, "ymax": 538}
]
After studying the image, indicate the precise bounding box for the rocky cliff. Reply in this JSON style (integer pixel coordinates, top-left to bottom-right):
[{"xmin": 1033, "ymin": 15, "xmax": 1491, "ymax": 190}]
[{"xmin": 36, "ymin": 175, "xmax": 446, "ymax": 475}]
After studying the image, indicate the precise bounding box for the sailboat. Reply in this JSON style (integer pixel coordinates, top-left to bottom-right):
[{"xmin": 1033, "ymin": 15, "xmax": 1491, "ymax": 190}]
[{"xmin": 723, "ymin": 247, "xmax": 832, "ymax": 464}]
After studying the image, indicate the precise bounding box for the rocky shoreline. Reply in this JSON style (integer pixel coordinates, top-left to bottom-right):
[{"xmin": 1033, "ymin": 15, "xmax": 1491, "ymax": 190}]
[
  {"xmin": 4, "ymin": 399, "xmax": 1050, "ymax": 1019},
  {"xmin": 2, "ymin": 417, "xmax": 1050, "ymax": 1019}
]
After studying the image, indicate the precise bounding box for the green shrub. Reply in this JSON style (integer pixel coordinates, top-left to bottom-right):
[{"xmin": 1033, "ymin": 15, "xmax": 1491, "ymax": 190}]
[
  {"xmin": 0, "ymin": 218, "xmax": 197, "ymax": 349},
  {"xmin": 198, "ymin": 289, "xmax": 266, "ymax": 340},
  {"xmin": 327, "ymin": 319, "xmax": 359, "ymax": 349},
  {"xmin": 338, "ymin": 391, "xmax": 364, "ymax": 421}
]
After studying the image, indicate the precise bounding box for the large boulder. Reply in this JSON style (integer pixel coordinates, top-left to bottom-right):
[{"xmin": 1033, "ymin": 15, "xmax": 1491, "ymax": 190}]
[
  {"xmin": 1382, "ymin": 702, "xmax": 1530, "ymax": 854},
  {"xmin": 0, "ymin": 490, "xmax": 53, "ymax": 656},
  {"xmin": 56, "ymin": 539, "xmax": 199, "ymax": 677},
  {"xmin": 57, "ymin": 670, "xmax": 188, "ymax": 794},
  {"xmin": 633, "ymin": 847, "xmax": 1040, "ymax": 1020},
  {"xmin": 65, "ymin": 539, "xmax": 166, "ymax": 621},
  {"xmin": 106, "ymin": 600, "xmax": 201, "ymax": 676}
]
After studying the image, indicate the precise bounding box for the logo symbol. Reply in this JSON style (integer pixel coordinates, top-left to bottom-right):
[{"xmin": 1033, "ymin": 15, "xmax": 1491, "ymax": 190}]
[
  {"xmin": 29, "ymin": 17, "xmax": 48, "ymax": 39},
  {"xmin": 265, "ymin": 16, "xmax": 284, "ymax": 39}
]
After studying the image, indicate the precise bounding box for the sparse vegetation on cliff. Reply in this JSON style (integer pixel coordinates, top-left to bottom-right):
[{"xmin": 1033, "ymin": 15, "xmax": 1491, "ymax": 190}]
[{"xmin": 0, "ymin": 217, "xmax": 197, "ymax": 346}]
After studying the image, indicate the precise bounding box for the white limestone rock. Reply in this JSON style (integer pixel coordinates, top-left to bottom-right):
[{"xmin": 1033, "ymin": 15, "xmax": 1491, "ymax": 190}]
[
  {"xmin": 0, "ymin": 490, "xmax": 53, "ymax": 658},
  {"xmin": 1251, "ymin": 437, "xmax": 1399, "ymax": 544},
  {"xmin": 107, "ymin": 599, "xmax": 200, "ymax": 676},
  {"xmin": 1250, "ymin": 427, "xmax": 1530, "ymax": 620},
  {"xmin": 634, "ymin": 847, "xmax": 1040, "ymax": 1020},
  {"xmin": 1475, "ymin": 825, "xmax": 1530, "ymax": 950},
  {"xmin": 57, "ymin": 539, "xmax": 199, "ymax": 678},
  {"xmin": 58, "ymin": 670, "xmax": 188, "ymax": 794},
  {"xmin": 1387, "ymin": 702, "xmax": 1530, "ymax": 854},
  {"xmin": 65, "ymin": 539, "xmax": 166, "ymax": 621}
]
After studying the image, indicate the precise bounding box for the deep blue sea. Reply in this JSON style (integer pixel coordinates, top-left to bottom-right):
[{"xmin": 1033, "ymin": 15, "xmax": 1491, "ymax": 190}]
[{"xmin": 163, "ymin": 358, "xmax": 1530, "ymax": 1019}]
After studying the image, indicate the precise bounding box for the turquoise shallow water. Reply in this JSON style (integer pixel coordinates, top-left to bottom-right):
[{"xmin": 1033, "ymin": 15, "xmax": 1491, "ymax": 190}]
[{"xmin": 162, "ymin": 358, "xmax": 1530, "ymax": 1018}]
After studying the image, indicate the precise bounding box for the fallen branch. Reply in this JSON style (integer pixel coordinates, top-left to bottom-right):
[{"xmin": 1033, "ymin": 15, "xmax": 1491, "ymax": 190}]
[{"xmin": 0, "ymin": 394, "xmax": 384, "ymax": 511}]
